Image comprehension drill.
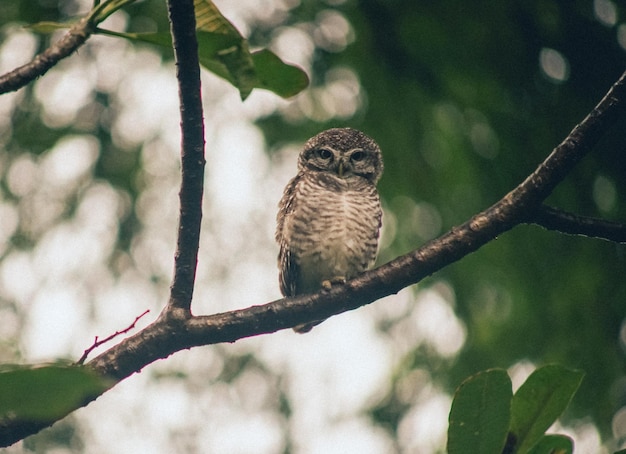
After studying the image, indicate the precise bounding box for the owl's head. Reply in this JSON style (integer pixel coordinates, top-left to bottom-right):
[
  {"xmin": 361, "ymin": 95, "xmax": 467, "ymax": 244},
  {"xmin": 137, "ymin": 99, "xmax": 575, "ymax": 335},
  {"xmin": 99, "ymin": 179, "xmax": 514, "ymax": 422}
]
[{"xmin": 298, "ymin": 128, "xmax": 383, "ymax": 184}]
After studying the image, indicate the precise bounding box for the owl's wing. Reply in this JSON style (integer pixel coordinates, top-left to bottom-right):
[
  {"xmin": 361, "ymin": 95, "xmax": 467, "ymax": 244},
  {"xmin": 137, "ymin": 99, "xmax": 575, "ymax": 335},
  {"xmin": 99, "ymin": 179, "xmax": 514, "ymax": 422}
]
[
  {"xmin": 278, "ymin": 246, "xmax": 298, "ymax": 297},
  {"xmin": 276, "ymin": 174, "xmax": 301, "ymax": 297}
]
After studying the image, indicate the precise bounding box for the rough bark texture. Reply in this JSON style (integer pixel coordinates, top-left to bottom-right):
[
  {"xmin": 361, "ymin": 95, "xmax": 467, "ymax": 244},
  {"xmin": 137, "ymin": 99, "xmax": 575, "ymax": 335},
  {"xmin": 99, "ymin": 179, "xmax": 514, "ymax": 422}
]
[{"xmin": 166, "ymin": 0, "xmax": 206, "ymax": 314}]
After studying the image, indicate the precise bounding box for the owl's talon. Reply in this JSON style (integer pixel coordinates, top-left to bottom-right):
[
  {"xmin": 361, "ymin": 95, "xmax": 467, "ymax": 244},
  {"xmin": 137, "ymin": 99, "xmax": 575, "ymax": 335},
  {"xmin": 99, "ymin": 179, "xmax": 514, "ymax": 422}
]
[{"xmin": 322, "ymin": 276, "xmax": 346, "ymax": 291}]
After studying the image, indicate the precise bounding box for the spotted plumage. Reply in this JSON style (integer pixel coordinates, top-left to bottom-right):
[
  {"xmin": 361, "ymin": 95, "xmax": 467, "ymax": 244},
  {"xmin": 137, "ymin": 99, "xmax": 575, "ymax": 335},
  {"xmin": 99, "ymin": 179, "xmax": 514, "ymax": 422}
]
[{"xmin": 276, "ymin": 128, "xmax": 384, "ymax": 332}]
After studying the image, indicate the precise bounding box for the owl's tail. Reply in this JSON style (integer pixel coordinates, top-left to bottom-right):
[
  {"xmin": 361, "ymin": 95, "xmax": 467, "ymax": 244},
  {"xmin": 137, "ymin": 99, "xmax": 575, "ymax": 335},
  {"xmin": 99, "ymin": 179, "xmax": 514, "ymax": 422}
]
[{"xmin": 292, "ymin": 320, "xmax": 323, "ymax": 333}]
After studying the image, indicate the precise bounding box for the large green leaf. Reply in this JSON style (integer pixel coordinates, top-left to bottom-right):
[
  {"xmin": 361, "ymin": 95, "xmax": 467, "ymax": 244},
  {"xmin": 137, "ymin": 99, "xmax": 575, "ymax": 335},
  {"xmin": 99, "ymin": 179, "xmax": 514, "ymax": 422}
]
[
  {"xmin": 447, "ymin": 369, "xmax": 512, "ymax": 454},
  {"xmin": 193, "ymin": 0, "xmax": 240, "ymax": 35},
  {"xmin": 252, "ymin": 49, "xmax": 310, "ymax": 98},
  {"xmin": 509, "ymin": 365, "xmax": 584, "ymax": 454},
  {"xmin": 193, "ymin": 0, "xmax": 256, "ymax": 99},
  {"xmin": 527, "ymin": 434, "xmax": 573, "ymax": 454},
  {"xmin": 0, "ymin": 364, "xmax": 111, "ymax": 421}
]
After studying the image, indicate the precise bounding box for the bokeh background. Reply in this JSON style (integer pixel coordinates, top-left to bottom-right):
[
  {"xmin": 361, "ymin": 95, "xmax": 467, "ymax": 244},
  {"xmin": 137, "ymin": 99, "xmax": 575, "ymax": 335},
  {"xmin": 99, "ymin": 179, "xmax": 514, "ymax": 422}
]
[{"xmin": 1, "ymin": 0, "xmax": 626, "ymax": 452}]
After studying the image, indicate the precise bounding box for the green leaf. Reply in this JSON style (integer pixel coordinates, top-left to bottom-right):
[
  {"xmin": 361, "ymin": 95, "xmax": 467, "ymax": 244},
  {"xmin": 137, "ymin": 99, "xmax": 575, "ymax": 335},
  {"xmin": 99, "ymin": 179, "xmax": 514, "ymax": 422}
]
[
  {"xmin": 195, "ymin": 0, "xmax": 308, "ymax": 99},
  {"xmin": 193, "ymin": 0, "xmax": 240, "ymax": 35},
  {"xmin": 194, "ymin": 0, "xmax": 308, "ymax": 99},
  {"xmin": 0, "ymin": 364, "xmax": 111, "ymax": 421},
  {"xmin": 196, "ymin": 33, "xmax": 257, "ymax": 100},
  {"xmin": 509, "ymin": 365, "xmax": 584, "ymax": 454},
  {"xmin": 527, "ymin": 434, "xmax": 573, "ymax": 454},
  {"xmin": 192, "ymin": 0, "xmax": 256, "ymax": 99},
  {"xmin": 215, "ymin": 42, "xmax": 256, "ymax": 100},
  {"xmin": 447, "ymin": 369, "xmax": 512, "ymax": 454},
  {"xmin": 252, "ymin": 49, "xmax": 310, "ymax": 98}
]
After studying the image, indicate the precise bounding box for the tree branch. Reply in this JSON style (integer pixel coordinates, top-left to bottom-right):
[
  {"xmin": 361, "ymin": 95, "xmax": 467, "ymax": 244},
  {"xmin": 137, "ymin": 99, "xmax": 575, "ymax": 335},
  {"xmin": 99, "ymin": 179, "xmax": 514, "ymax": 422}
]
[
  {"xmin": 528, "ymin": 205, "xmax": 626, "ymax": 243},
  {"xmin": 0, "ymin": 17, "xmax": 96, "ymax": 95},
  {"xmin": 164, "ymin": 0, "xmax": 206, "ymax": 316}
]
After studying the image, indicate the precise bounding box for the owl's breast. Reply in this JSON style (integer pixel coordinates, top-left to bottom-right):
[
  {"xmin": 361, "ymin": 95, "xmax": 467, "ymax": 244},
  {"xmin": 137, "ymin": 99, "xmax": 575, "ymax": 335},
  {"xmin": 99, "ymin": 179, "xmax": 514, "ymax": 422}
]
[{"xmin": 287, "ymin": 173, "xmax": 382, "ymax": 293}]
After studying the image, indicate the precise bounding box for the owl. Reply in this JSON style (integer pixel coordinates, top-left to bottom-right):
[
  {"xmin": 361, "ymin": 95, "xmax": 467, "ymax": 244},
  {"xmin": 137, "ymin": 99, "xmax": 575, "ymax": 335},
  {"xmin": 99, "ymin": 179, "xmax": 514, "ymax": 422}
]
[{"xmin": 276, "ymin": 128, "xmax": 384, "ymax": 333}]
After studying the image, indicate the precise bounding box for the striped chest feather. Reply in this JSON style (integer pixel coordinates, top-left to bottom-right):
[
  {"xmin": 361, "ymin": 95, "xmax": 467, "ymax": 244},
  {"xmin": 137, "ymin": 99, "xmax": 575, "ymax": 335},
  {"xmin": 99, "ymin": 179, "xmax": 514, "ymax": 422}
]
[{"xmin": 285, "ymin": 173, "xmax": 381, "ymax": 293}]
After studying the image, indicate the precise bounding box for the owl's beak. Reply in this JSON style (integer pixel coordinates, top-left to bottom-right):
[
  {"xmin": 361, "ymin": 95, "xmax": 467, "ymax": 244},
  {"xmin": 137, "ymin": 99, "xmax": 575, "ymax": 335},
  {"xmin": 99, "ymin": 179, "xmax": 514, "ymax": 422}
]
[{"xmin": 337, "ymin": 161, "xmax": 345, "ymax": 177}]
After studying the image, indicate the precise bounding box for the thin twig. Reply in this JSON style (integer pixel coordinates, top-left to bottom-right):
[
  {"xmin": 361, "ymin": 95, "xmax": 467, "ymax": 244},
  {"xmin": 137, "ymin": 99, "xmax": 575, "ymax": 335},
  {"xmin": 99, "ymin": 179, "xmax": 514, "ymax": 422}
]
[
  {"xmin": 76, "ymin": 310, "xmax": 150, "ymax": 365},
  {"xmin": 528, "ymin": 205, "xmax": 626, "ymax": 243},
  {"xmin": 164, "ymin": 0, "xmax": 206, "ymax": 317}
]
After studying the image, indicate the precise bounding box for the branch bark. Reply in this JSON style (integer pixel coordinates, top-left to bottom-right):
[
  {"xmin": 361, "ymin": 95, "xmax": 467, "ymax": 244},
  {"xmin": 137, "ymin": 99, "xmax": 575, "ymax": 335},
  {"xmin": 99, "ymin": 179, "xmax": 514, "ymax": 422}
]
[{"xmin": 165, "ymin": 0, "xmax": 206, "ymax": 316}]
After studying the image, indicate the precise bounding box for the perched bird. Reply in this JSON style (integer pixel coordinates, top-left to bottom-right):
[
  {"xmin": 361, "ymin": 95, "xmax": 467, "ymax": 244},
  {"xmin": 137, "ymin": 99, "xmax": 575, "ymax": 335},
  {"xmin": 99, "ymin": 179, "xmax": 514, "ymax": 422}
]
[{"xmin": 276, "ymin": 128, "xmax": 384, "ymax": 332}]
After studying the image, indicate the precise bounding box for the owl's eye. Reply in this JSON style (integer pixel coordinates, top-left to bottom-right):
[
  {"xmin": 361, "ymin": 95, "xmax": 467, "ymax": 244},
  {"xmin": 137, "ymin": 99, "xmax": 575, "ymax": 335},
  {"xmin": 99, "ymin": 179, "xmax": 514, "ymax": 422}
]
[
  {"xmin": 317, "ymin": 148, "xmax": 333, "ymax": 160},
  {"xmin": 351, "ymin": 150, "xmax": 365, "ymax": 162}
]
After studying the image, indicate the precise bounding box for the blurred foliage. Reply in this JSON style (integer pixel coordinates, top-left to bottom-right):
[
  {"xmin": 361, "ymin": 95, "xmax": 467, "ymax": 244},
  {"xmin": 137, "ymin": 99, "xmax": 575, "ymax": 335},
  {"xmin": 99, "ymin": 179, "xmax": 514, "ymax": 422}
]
[
  {"xmin": 448, "ymin": 368, "xmax": 512, "ymax": 454},
  {"xmin": 1, "ymin": 0, "xmax": 626, "ymax": 451},
  {"xmin": 509, "ymin": 365, "xmax": 583, "ymax": 453},
  {"xmin": 0, "ymin": 363, "xmax": 111, "ymax": 421},
  {"xmin": 447, "ymin": 366, "xmax": 582, "ymax": 454}
]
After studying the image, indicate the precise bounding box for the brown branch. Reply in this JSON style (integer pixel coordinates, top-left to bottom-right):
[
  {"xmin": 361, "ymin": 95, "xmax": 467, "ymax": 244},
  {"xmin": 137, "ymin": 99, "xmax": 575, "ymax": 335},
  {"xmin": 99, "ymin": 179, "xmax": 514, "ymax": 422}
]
[
  {"xmin": 76, "ymin": 310, "xmax": 150, "ymax": 365},
  {"xmin": 528, "ymin": 205, "xmax": 626, "ymax": 243},
  {"xmin": 0, "ymin": 17, "xmax": 96, "ymax": 95},
  {"xmin": 164, "ymin": 0, "xmax": 206, "ymax": 317}
]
